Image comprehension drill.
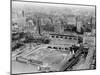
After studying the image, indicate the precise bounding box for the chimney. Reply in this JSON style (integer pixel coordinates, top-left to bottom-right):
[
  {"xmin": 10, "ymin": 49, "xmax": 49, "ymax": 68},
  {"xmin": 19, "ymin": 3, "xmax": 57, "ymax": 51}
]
[{"xmin": 22, "ymin": 10, "xmax": 24, "ymax": 17}]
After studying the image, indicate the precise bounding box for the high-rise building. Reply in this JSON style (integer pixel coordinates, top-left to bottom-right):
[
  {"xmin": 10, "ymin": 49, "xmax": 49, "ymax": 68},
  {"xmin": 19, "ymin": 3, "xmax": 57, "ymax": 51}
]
[{"xmin": 77, "ymin": 21, "xmax": 82, "ymax": 32}]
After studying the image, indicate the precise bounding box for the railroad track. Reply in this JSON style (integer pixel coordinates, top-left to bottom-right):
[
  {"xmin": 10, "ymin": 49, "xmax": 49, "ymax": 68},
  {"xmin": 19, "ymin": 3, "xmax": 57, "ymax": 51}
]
[{"xmin": 61, "ymin": 45, "xmax": 87, "ymax": 71}]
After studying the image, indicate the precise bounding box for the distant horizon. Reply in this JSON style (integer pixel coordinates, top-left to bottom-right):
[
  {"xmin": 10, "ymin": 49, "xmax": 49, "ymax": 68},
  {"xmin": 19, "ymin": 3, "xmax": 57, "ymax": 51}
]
[{"xmin": 12, "ymin": 1, "xmax": 95, "ymax": 17}]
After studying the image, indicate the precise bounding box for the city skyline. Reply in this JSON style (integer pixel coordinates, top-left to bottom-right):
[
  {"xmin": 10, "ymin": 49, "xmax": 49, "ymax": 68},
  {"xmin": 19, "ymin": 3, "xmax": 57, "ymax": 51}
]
[{"xmin": 12, "ymin": 1, "xmax": 95, "ymax": 17}]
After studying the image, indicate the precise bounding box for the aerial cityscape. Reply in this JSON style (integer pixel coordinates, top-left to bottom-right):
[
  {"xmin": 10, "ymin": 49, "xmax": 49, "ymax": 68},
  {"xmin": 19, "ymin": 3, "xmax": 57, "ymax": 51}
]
[{"xmin": 11, "ymin": 1, "xmax": 96, "ymax": 74}]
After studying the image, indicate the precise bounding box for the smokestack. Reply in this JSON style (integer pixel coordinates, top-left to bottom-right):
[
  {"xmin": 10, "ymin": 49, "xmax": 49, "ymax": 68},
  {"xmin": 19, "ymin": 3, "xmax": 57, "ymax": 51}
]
[
  {"xmin": 37, "ymin": 17, "xmax": 41, "ymax": 35},
  {"xmin": 22, "ymin": 10, "xmax": 24, "ymax": 17},
  {"xmin": 90, "ymin": 16, "xmax": 93, "ymax": 29},
  {"xmin": 76, "ymin": 16, "xmax": 78, "ymax": 32}
]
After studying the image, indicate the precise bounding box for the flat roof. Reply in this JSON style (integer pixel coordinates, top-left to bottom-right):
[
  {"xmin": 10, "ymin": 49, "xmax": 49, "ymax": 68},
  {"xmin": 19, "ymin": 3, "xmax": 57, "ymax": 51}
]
[{"xmin": 49, "ymin": 33, "xmax": 77, "ymax": 37}]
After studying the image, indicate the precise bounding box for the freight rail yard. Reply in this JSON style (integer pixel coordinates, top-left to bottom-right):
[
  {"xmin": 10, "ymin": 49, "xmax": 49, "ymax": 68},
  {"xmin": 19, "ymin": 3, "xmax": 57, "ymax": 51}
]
[
  {"xmin": 12, "ymin": 33, "xmax": 95, "ymax": 73},
  {"xmin": 11, "ymin": 1, "xmax": 96, "ymax": 74}
]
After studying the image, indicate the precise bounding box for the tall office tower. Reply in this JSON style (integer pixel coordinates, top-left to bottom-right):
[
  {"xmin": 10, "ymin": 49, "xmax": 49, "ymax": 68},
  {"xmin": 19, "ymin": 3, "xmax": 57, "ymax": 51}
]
[{"xmin": 77, "ymin": 21, "xmax": 82, "ymax": 32}]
